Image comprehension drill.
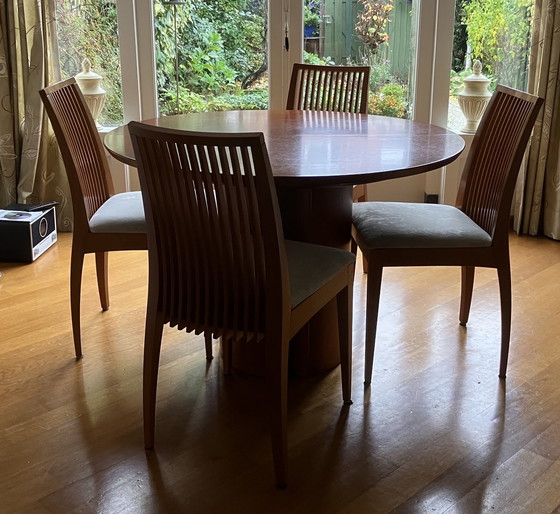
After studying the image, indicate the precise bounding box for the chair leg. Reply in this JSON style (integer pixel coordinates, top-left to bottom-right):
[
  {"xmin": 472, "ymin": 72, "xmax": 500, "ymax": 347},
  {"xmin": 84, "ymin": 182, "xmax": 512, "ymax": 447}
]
[
  {"xmin": 351, "ymin": 238, "xmax": 368, "ymax": 274},
  {"xmin": 143, "ymin": 304, "xmax": 165, "ymax": 450},
  {"xmin": 70, "ymin": 245, "xmax": 85, "ymax": 358},
  {"xmin": 497, "ymin": 264, "xmax": 512, "ymax": 379},
  {"xmin": 221, "ymin": 336, "xmax": 233, "ymax": 375},
  {"xmin": 362, "ymin": 253, "xmax": 368, "ymax": 274},
  {"xmin": 204, "ymin": 333, "xmax": 214, "ymax": 360},
  {"xmin": 350, "ymin": 237, "xmax": 357, "ymax": 256},
  {"xmin": 364, "ymin": 263, "xmax": 383, "ymax": 387},
  {"xmin": 95, "ymin": 251, "xmax": 109, "ymax": 311},
  {"xmin": 459, "ymin": 266, "xmax": 475, "ymax": 326},
  {"xmin": 266, "ymin": 333, "xmax": 289, "ymax": 488},
  {"xmin": 336, "ymin": 271, "xmax": 354, "ymax": 405}
]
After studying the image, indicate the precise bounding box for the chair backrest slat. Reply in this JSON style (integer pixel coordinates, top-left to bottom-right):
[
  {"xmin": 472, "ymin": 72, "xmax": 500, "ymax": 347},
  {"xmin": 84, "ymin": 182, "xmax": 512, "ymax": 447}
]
[
  {"xmin": 286, "ymin": 63, "xmax": 370, "ymax": 114},
  {"xmin": 129, "ymin": 124, "xmax": 288, "ymax": 342},
  {"xmin": 39, "ymin": 78, "xmax": 114, "ymax": 227},
  {"xmin": 457, "ymin": 85, "xmax": 543, "ymax": 240}
]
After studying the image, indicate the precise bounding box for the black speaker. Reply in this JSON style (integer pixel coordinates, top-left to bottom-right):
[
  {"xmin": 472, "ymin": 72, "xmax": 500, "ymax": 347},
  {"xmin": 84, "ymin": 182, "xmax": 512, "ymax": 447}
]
[{"xmin": 0, "ymin": 206, "xmax": 58, "ymax": 263}]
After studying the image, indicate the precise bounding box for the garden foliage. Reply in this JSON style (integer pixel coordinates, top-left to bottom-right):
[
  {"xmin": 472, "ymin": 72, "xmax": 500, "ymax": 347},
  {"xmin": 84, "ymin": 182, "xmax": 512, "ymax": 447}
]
[
  {"xmin": 153, "ymin": 0, "xmax": 268, "ymax": 115},
  {"xmin": 54, "ymin": 0, "xmax": 531, "ymax": 122},
  {"xmin": 463, "ymin": 0, "xmax": 533, "ymax": 90},
  {"xmin": 55, "ymin": 1, "xmax": 122, "ymax": 124},
  {"xmin": 355, "ymin": 0, "xmax": 394, "ymax": 54}
]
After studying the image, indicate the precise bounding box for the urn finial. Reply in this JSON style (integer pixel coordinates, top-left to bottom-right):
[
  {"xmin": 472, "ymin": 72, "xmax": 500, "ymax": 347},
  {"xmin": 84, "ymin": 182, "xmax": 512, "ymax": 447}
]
[
  {"xmin": 457, "ymin": 60, "xmax": 492, "ymax": 134},
  {"xmin": 75, "ymin": 59, "xmax": 106, "ymax": 128}
]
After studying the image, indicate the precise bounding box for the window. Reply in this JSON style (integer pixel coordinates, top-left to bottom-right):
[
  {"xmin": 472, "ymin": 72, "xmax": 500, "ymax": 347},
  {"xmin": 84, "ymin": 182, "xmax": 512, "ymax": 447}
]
[
  {"xmin": 54, "ymin": 0, "xmax": 124, "ymax": 125},
  {"xmin": 303, "ymin": 0, "xmax": 413, "ymax": 119},
  {"xmin": 448, "ymin": 0, "xmax": 534, "ymax": 131},
  {"xmin": 58, "ymin": 0, "xmax": 518, "ymax": 202},
  {"xmin": 152, "ymin": 0, "xmax": 269, "ymax": 115}
]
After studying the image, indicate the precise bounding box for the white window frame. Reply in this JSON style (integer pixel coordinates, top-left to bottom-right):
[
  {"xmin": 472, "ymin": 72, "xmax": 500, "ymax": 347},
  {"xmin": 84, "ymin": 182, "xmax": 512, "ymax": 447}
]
[
  {"xmin": 412, "ymin": 0, "xmax": 456, "ymax": 201},
  {"xmin": 116, "ymin": 0, "xmax": 158, "ymax": 122}
]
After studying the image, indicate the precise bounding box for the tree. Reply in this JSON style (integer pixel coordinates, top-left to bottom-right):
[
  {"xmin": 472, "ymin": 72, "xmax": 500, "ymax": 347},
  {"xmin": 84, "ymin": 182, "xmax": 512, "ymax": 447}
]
[
  {"xmin": 452, "ymin": 0, "xmax": 470, "ymax": 72},
  {"xmin": 464, "ymin": 0, "xmax": 533, "ymax": 89}
]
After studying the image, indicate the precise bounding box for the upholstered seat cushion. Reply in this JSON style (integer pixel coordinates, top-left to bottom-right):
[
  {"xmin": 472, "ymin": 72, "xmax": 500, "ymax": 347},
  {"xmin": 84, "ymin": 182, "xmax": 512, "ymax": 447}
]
[
  {"xmin": 352, "ymin": 202, "xmax": 492, "ymax": 249},
  {"xmin": 89, "ymin": 191, "xmax": 146, "ymax": 233},
  {"xmin": 285, "ymin": 240, "xmax": 355, "ymax": 308}
]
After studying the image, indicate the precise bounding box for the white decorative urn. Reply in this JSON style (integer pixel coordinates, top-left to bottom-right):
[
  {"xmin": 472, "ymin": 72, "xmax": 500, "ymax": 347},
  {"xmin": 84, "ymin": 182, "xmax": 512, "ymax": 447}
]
[
  {"xmin": 458, "ymin": 60, "xmax": 492, "ymax": 134},
  {"xmin": 75, "ymin": 58, "xmax": 106, "ymax": 128}
]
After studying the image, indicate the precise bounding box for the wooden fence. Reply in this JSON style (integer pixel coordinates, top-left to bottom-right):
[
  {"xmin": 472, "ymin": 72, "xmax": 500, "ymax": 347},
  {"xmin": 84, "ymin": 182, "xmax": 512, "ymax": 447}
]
[{"xmin": 308, "ymin": 0, "xmax": 412, "ymax": 81}]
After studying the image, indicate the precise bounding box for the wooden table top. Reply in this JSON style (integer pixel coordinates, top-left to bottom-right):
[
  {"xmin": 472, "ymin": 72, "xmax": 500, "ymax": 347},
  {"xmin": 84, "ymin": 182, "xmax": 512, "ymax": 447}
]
[{"xmin": 104, "ymin": 110, "xmax": 465, "ymax": 187}]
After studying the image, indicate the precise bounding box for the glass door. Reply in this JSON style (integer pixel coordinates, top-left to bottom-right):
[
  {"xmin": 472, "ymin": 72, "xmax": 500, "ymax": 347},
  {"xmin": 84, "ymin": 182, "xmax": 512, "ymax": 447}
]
[
  {"xmin": 302, "ymin": 0, "xmax": 414, "ymax": 120},
  {"xmin": 53, "ymin": 0, "xmax": 471, "ymax": 200},
  {"xmin": 448, "ymin": 0, "xmax": 534, "ymax": 131},
  {"xmin": 307, "ymin": 0, "xmax": 455, "ymax": 204},
  {"xmin": 54, "ymin": 0, "xmax": 124, "ymax": 125},
  {"xmin": 152, "ymin": 0, "xmax": 269, "ymax": 115}
]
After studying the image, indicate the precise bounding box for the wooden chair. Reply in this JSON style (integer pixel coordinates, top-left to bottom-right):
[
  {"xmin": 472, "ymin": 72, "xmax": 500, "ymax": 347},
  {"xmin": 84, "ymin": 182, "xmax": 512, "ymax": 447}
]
[
  {"xmin": 351, "ymin": 85, "xmax": 543, "ymax": 386},
  {"xmin": 128, "ymin": 122, "xmax": 356, "ymax": 488},
  {"xmin": 40, "ymin": 78, "xmax": 149, "ymax": 358},
  {"xmin": 286, "ymin": 63, "xmax": 370, "ymax": 114}
]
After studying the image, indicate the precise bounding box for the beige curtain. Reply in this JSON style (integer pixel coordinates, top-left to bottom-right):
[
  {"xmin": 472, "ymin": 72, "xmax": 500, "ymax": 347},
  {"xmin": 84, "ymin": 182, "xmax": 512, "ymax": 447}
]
[
  {"xmin": 0, "ymin": 0, "xmax": 72, "ymax": 231},
  {"xmin": 514, "ymin": 0, "xmax": 560, "ymax": 239}
]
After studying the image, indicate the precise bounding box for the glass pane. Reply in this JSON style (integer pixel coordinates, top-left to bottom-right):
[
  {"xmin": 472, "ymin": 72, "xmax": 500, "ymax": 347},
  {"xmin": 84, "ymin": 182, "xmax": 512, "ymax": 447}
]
[
  {"xmin": 54, "ymin": 0, "xmax": 124, "ymax": 125},
  {"xmin": 449, "ymin": 0, "xmax": 534, "ymax": 131},
  {"xmin": 153, "ymin": 0, "xmax": 268, "ymax": 115},
  {"xmin": 303, "ymin": 0, "xmax": 413, "ymax": 119}
]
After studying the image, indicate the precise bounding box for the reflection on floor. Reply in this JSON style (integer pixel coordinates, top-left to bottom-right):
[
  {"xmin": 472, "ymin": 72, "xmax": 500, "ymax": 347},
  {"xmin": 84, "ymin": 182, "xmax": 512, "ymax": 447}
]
[{"xmin": 1, "ymin": 232, "xmax": 559, "ymax": 512}]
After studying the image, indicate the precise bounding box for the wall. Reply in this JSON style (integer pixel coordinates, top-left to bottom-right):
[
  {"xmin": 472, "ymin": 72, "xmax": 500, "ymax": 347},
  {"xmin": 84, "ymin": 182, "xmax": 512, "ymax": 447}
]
[{"xmin": 366, "ymin": 133, "xmax": 473, "ymax": 205}]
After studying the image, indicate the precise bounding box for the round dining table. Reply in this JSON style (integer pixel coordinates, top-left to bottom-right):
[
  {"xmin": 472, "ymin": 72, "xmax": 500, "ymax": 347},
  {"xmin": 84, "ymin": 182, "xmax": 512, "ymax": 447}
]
[{"xmin": 104, "ymin": 109, "xmax": 465, "ymax": 376}]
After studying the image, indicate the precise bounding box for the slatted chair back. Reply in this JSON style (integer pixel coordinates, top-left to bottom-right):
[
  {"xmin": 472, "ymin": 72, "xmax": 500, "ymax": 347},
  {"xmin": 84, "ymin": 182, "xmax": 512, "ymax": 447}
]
[
  {"xmin": 286, "ymin": 63, "xmax": 370, "ymax": 114},
  {"xmin": 457, "ymin": 85, "xmax": 543, "ymax": 241},
  {"xmin": 40, "ymin": 78, "xmax": 114, "ymax": 229},
  {"xmin": 41, "ymin": 79, "xmax": 148, "ymax": 359},
  {"xmin": 128, "ymin": 123, "xmax": 288, "ymax": 342}
]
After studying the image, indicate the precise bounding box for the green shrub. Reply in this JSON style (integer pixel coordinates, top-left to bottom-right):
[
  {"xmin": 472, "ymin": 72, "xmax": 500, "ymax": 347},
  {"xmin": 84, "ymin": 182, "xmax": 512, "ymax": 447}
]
[
  {"xmin": 450, "ymin": 68, "xmax": 470, "ymax": 96},
  {"xmin": 368, "ymin": 83, "xmax": 407, "ymax": 118},
  {"xmin": 210, "ymin": 90, "xmax": 269, "ymax": 111},
  {"xmin": 158, "ymin": 89, "xmax": 207, "ymax": 116},
  {"xmin": 379, "ymin": 83, "xmax": 405, "ymax": 100},
  {"xmin": 303, "ymin": 51, "xmax": 334, "ymax": 66},
  {"xmin": 187, "ymin": 32, "xmax": 237, "ymax": 95},
  {"xmin": 158, "ymin": 87, "xmax": 269, "ymax": 114},
  {"xmin": 356, "ymin": 53, "xmax": 392, "ymax": 93}
]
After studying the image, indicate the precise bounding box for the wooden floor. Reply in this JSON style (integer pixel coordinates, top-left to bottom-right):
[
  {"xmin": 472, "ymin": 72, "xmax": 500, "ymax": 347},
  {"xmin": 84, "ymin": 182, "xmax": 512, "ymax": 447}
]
[{"xmin": 1, "ymin": 232, "xmax": 560, "ymax": 513}]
